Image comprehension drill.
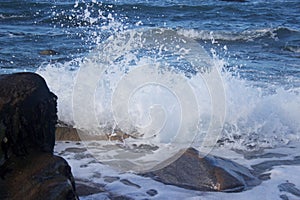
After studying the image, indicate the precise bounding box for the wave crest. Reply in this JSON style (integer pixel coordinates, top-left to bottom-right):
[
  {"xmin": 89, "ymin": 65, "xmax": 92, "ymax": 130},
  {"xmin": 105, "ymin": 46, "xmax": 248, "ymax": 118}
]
[{"xmin": 177, "ymin": 27, "xmax": 299, "ymax": 42}]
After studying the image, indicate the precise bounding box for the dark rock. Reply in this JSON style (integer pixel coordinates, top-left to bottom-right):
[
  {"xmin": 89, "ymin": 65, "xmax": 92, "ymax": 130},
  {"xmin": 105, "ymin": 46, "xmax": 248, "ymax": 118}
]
[
  {"xmin": 280, "ymin": 194, "xmax": 289, "ymax": 200},
  {"xmin": 104, "ymin": 176, "xmax": 120, "ymax": 183},
  {"xmin": 110, "ymin": 195, "xmax": 134, "ymax": 200},
  {"xmin": 251, "ymin": 157, "xmax": 300, "ymax": 175},
  {"xmin": 0, "ymin": 152, "xmax": 77, "ymax": 200},
  {"xmin": 120, "ymin": 179, "xmax": 141, "ymax": 188},
  {"xmin": 92, "ymin": 172, "xmax": 102, "ymax": 178},
  {"xmin": 146, "ymin": 189, "xmax": 158, "ymax": 196},
  {"xmin": 258, "ymin": 173, "xmax": 271, "ymax": 181},
  {"xmin": 143, "ymin": 148, "xmax": 261, "ymax": 192},
  {"xmin": 65, "ymin": 147, "xmax": 87, "ymax": 153},
  {"xmin": 278, "ymin": 182, "xmax": 300, "ymax": 197},
  {"xmin": 74, "ymin": 153, "xmax": 92, "ymax": 160},
  {"xmin": 244, "ymin": 152, "xmax": 288, "ymax": 160},
  {"xmin": 39, "ymin": 49, "xmax": 59, "ymax": 56},
  {"xmin": 0, "ymin": 72, "xmax": 78, "ymax": 199},
  {"xmin": 0, "ymin": 72, "xmax": 57, "ymax": 159},
  {"xmin": 75, "ymin": 179, "xmax": 105, "ymax": 196}
]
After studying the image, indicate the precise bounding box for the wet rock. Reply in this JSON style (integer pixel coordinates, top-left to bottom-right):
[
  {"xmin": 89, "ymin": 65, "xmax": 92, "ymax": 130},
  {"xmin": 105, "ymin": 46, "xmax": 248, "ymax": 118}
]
[
  {"xmin": 280, "ymin": 194, "xmax": 289, "ymax": 200},
  {"xmin": 258, "ymin": 173, "xmax": 271, "ymax": 181},
  {"xmin": 39, "ymin": 49, "xmax": 59, "ymax": 56},
  {"xmin": 75, "ymin": 180, "xmax": 105, "ymax": 197},
  {"xmin": 55, "ymin": 126, "xmax": 107, "ymax": 141},
  {"xmin": 74, "ymin": 153, "xmax": 91, "ymax": 160},
  {"xmin": 146, "ymin": 189, "xmax": 158, "ymax": 196},
  {"xmin": 110, "ymin": 195, "xmax": 134, "ymax": 200},
  {"xmin": 65, "ymin": 147, "xmax": 87, "ymax": 153},
  {"xmin": 0, "ymin": 152, "xmax": 77, "ymax": 200},
  {"xmin": 251, "ymin": 157, "xmax": 300, "ymax": 175},
  {"xmin": 278, "ymin": 182, "xmax": 300, "ymax": 197},
  {"xmin": 104, "ymin": 176, "xmax": 120, "ymax": 183},
  {"xmin": 120, "ymin": 179, "xmax": 141, "ymax": 188},
  {"xmin": 0, "ymin": 72, "xmax": 57, "ymax": 158},
  {"xmin": 56, "ymin": 126, "xmax": 81, "ymax": 141},
  {"xmin": 245, "ymin": 152, "xmax": 288, "ymax": 160},
  {"xmin": 0, "ymin": 72, "xmax": 78, "ymax": 199},
  {"xmin": 143, "ymin": 147, "xmax": 261, "ymax": 192},
  {"xmin": 92, "ymin": 172, "xmax": 102, "ymax": 179}
]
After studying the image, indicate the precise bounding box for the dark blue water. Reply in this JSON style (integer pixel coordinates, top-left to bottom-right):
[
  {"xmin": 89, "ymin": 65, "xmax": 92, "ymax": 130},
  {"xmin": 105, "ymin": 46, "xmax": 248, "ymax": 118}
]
[
  {"xmin": 1, "ymin": 0, "xmax": 299, "ymax": 148},
  {"xmin": 1, "ymin": 0, "xmax": 299, "ymax": 86}
]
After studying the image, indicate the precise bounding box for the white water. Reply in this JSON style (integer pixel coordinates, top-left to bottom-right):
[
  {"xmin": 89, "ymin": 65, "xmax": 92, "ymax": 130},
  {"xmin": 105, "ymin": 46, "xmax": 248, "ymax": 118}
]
[
  {"xmin": 37, "ymin": 27, "xmax": 300, "ymax": 152},
  {"xmin": 37, "ymin": 2, "xmax": 300, "ymax": 153},
  {"xmin": 37, "ymin": 3, "xmax": 300, "ymax": 199},
  {"xmin": 55, "ymin": 140, "xmax": 300, "ymax": 200}
]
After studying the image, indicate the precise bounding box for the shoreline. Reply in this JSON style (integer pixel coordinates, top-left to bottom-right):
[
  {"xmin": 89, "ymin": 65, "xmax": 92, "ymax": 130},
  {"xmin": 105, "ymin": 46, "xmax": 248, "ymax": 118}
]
[{"xmin": 55, "ymin": 140, "xmax": 300, "ymax": 200}]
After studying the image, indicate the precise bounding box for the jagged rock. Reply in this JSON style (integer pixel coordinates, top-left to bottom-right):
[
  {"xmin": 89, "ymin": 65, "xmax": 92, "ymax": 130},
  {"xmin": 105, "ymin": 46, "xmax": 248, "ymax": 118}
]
[
  {"xmin": 143, "ymin": 147, "xmax": 261, "ymax": 192},
  {"xmin": 0, "ymin": 152, "xmax": 77, "ymax": 200},
  {"xmin": 0, "ymin": 72, "xmax": 78, "ymax": 199}
]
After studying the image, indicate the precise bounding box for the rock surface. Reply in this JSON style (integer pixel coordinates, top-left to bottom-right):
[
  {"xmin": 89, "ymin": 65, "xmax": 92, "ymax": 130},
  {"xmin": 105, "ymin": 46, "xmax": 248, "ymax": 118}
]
[
  {"xmin": 0, "ymin": 152, "xmax": 77, "ymax": 200},
  {"xmin": 143, "ymin": 147, "xmax": 261, "ymax": 192},
  {"xmin": 0, "ymin": 72, "xmax": 78, "ymax": 199},
  {"xmin": 75, "ymin": 179, "xmax": 106, "ymax": 197},
  {"xmin": 56, "ymin": 126, "xmax": 82, "ymax": 141},
  {"xmin": 278, "ymin": 182, "xmax": 300, "ymax": 197},
  {"xmin": 0, "ymin": 72, "xmax": 57, "ymax": 160},
  {"xmin": 39, "ymin": 49, "xmax": 59, "ymax": 56}
]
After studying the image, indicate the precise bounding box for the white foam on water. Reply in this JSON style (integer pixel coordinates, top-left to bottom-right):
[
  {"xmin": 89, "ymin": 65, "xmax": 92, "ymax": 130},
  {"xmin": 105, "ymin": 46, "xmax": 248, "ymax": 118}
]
[
  {"xmin": 37, "ymin": 26, "xmax": 300, "ymax": 151},
  {"xmin": 37, "ymin": 1, "xmax": 300, "ymax": 151},
  {"xmin": 39, "ymin": 1, "xmax": 300, "ymax": 199},
  {"xmin": 55, "ymin": 141, "xmax": 300, "ymax": 200}
]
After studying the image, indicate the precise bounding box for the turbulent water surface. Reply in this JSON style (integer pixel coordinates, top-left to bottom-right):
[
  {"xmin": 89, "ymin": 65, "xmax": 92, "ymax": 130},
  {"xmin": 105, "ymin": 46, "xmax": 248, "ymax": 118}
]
[{"xmin": 1, "ymin": 0, "xmax": 300, "ymax": 199}]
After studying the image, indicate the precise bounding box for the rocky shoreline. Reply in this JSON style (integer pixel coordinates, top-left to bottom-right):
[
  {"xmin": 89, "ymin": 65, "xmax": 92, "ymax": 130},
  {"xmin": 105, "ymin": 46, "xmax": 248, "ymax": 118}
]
[{"xmin": 3, "ymin": 72, "xmax": 298, "ymax": 200}]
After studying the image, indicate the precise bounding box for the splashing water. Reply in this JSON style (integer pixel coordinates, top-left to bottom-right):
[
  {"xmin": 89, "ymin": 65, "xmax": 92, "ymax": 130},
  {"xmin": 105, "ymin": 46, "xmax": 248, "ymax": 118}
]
[
  {"xmin": 37, "ymin": 1, "xmax": 300, "ymax": 157},
  {"xmin": 38, "ymin": 25, "xmax": 229, "ymax": 172}
]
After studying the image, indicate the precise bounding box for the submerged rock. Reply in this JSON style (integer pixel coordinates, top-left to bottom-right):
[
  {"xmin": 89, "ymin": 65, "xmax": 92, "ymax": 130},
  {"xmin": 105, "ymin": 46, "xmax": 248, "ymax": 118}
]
[
  {"xmin": 143, "ymin": 147, "xmax": 261, "ymax": 192},
  {"xmin": 251, "ymin": 157, "xmax": 300, "ymax": 176},
  {"xmin": 146, "ymin": 189, "xmax": 158, "ymax": 197},
  {"xmin": 278, "ymin": 182, "xmax": 300, "ymax": 197},
  {"xmin": 39, "ymin": 49, "xmax": 59, "ymax": 55}
]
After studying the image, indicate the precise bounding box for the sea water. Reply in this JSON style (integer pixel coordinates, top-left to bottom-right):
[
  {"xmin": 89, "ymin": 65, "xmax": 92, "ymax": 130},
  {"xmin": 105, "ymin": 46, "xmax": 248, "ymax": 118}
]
[{"xmin": 1, "ymin": 0, "xmax": 300, "ymax": 199}]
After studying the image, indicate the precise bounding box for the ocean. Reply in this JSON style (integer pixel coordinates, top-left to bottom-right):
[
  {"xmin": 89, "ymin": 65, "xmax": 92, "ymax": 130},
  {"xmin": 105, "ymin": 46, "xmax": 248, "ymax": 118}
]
[{"xmin": 1, "ymin": 0, "xmax": 300, "ymax": 199}]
